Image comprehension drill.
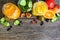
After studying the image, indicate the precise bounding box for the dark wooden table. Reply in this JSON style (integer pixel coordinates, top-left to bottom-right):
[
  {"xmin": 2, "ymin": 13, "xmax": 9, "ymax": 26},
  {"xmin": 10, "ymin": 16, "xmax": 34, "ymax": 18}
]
[{"xmin": 0, "ymin": 0, "xmax": 60, "ymax": 40}]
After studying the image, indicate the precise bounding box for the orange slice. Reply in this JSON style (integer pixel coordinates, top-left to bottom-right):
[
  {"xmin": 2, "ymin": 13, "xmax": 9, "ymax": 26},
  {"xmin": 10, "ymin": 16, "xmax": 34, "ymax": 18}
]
[
  {"xmin": 44, "ymin": 10, "xmax": 55, "ymax": 19},
  {"xmin": 2, "ymin": 3, "xmax": 21, "ymax": 19}
]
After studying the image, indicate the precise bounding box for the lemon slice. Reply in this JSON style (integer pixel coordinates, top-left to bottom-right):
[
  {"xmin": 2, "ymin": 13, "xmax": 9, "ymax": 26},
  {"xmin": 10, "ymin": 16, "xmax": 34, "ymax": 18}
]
[{"xmin": 32, "ymin": 1, "xmax": 48, "ymax": 16}]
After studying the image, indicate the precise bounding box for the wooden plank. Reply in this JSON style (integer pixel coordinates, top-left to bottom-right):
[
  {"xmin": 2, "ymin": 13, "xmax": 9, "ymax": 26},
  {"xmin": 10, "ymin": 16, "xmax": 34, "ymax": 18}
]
[{"xmin": 0, "ymin": 0, "xmax": 60, "ymax": 40}]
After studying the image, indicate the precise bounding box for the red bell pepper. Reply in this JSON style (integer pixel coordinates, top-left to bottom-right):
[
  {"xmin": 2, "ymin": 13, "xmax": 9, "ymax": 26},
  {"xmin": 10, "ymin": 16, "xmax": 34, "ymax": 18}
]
[{"xmin": 45, "ymin": 0, "xmax": 55, "ymax": 9}]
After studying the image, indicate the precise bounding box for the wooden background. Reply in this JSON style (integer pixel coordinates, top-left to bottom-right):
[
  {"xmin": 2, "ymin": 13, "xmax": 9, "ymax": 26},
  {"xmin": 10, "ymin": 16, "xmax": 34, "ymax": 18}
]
[{"xmin": 0, "ymin": 0, "xmax": 60, "ymax": 40}]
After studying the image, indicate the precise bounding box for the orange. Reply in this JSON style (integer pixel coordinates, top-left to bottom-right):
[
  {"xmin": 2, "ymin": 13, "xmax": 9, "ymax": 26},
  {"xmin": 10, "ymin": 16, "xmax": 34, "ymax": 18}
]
[
  {"xmin": 32, "ymin": 1, "xmax": 48, "ymax": 16},
  {"xmin": 2, "ymin": 3, "xmax": 21, "ymax": 19},
  {"xmin": 44, "ymin": 10, "xmax": 55, "ymax": 19}
]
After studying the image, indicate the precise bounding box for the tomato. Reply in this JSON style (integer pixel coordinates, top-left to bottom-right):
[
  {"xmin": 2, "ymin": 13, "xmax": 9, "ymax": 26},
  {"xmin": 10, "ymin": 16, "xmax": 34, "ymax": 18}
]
[{"xmin": 45, "ymin": 0, "xmax": 55, "ymax": 9}]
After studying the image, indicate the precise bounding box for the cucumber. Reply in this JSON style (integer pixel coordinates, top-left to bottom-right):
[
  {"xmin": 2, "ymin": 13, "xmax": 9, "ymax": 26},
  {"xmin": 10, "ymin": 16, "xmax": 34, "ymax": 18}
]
[
  {"xmin": 51, "ymin": 16, "xmax": 58, "ymax": 22},
  {"xmin": 18, "ymin": 0, "xmax": 32, "ymax": 12},
  {"xmin": 0, "ymin": 17, "xmax": 10, "ymax": 27},
  {"xmin": 3, "ymin": 21, "xmax": 10, "ymax": 27},
  {"xmin": 27, "ymin": 8, "xmax": 31, "ymax": 12},
  {"xmin": 20, "ymin": 0, "xmax": 26, "ymax": 6},
  {"xmin": 14, "ymin": 20, "xmax": 20, "ymax": 26},
  {"xmin": 28, "ymin": 1, "xmax": 32, "ymax": 8},
  {"xmin": 56, "ymin": 13, "xmax": 60, "ymax": 17},
  {"xmin": 18, "ymin": 4, "xmax": 27, "ymax": 12},
  {"xmin": 0, "ymin": 17, "xmax": 5, "ymax": 24},
  {"xmin": 51, "ymin": 13, "xmax": 60, "ymax": 22}
]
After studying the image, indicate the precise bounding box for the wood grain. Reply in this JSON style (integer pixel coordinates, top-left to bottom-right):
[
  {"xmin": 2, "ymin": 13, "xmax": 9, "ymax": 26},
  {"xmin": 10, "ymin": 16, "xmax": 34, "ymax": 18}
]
[{"xmin": 0, "ymin": 0, "xmax": 60, "ymax": 40}]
